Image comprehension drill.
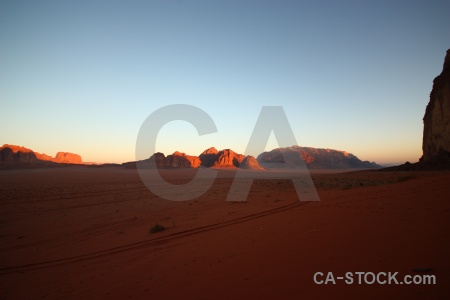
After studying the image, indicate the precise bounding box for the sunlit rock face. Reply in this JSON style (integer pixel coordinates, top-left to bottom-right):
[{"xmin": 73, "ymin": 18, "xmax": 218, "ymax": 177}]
[
  {"xmin": 53, "ymin": 152, "xmax": 82, "ymax": 164},
  {"xmin": 0, "ymin": 144, "xmax": 83, "ymax": 164},
  {"xmin": 421, "ymin": 49, "xmax": 450, "ymax": 164},
  {"xmin": 127, "ymin": 147, "xmax": 264, "ymax": 169},
  {"xmin": 212, "ymin": 149, "xmax": 246, "ymax": 168},
  {"xmin": 257, "ymin": 146, "xmax": 380, "ymax": 169},
  {"xmin": 198, "ymin": 147, "xmax": 263, "ymax": 169}
]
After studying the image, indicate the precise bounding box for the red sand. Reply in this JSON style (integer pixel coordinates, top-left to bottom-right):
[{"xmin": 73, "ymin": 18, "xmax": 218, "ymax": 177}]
[{"xmin": 0, "ymin": 167, "xmax": 449, "ymax": 299}]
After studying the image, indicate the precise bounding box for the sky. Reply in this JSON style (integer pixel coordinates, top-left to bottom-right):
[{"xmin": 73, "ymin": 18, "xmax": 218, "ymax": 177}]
[{"xmin": 1, "ymin": 0, "xmax": 449, "ymax": 165}]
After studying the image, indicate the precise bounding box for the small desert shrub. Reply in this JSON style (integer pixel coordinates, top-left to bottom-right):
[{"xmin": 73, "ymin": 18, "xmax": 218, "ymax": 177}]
[{"xmin": 149, "ymin": 223, "xmax": 166, "ymax": 234}]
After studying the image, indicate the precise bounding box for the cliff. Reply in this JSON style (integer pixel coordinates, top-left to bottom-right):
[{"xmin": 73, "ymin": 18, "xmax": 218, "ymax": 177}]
[{"xmin": 421, "ymin": 49, "xmax": 450, "ymax": 165}]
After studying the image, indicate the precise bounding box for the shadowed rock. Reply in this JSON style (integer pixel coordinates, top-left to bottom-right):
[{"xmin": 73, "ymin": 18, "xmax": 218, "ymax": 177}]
[
  {"xmin": 126, "ymin": 151, "xmax": 201, "ymax": 169},
  {"xmin": 421, "ymin": 49, "xmax": 450, "ymax": 166},
  {"xmin": 0, "ymin": 145, "xmax": 38, "ymax": 163},
  {"xmin": 165, "ymin": 151, "xmax": 201, "ymax": 168},
  {"xmin": 199, "ymin": 147, "xmax": 219, "ymax": 167},
  {"xmin": 385, "ymin": 49, "xmax": 450, "ymax": 171}
]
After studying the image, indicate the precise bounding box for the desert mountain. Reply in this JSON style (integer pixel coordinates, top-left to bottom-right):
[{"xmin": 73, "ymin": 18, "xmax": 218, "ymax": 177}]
[
  {"xmin": 420, "ymin": 48, "xmax": 450, "ymax": 166},
  {"xmin": 52, "ymin": 152, "xmax": 82, "ymax": 164},
  {"xmin": 0, "ymin": 145, "xmax": 39, "ymax": 163},
  {"xmin": 125, "ymin": 147, "xmax": 263, "ymax": 170},
  {"xmin": 126, "ymin": 146, "xmax": 379, "ymax": 170},
  {"xmin": 197, "ymin": 147, "xmax": 219, "ymax": 167},
  {"xmin": 257, "ymin": 146, "xmax": 380, "ymax": 169},
  {"xmin": 123, "ymin": 151, "xmax": 201, "ymax": 169},
  {"xmin": 199, "ymin": 147, "xmax": 246, "ymax": 168},
  {"xmin": 0, "ymin": 144, "xmax": 82, "ymax": 165}
]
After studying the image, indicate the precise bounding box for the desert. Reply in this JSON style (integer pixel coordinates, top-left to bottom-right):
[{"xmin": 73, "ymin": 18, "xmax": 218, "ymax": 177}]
[
  {"xmin": 1, "ymin": 167, "xmax": 449, "ymax": 299},
  {"xmin": 1, "ymin": 1, "xmax": 449, "ymax": 299},
  {"xmin": 1, "ymin": 47, "xmax": 449, "ymax": 300}
]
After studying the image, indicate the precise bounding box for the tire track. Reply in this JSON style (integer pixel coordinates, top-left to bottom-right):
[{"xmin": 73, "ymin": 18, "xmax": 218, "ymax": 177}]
[{"xmin": 0, "ymin": 200, "xmax": 308, "ymax": 274}]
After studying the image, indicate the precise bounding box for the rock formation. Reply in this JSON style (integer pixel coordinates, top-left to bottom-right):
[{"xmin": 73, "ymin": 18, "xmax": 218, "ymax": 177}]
[
  {"xmin": 166, "ymin": 151, "xmax": 201, "ymax": 168},
  {"xmin": 0, "ymin": 144, "xmax": 83, "ymax": 165},
  {"xmin": 421, "ymin": 49, "xmax": 450, "ymax": 165},
  {"xmin": 199, "ymin": 147, "xmax": 248, "ymax": 168},
  {"xmin": 128, "ymin": 152, "xmax": 166, "ymax": 169},
  {"xmin": 128, "ymin": 151, "xmax": 201, "ymax": 169},
  {"xmin": 198, "ymin": 147, "xmax": 220, "ymax": 167},
  {"xmin": 127, "ymin": 146, "xmax": 379, "ymax": 170},
  {"xmin": 53, "ymin": 152, "xmax": 82, "ymax": 164},
  {"xmin": 0, "ymin": 145, "xmax": 38, "ymax": 163},
  {"xmin": 126, "ymin": 147, "xmax": 264, "ymax": 170},
  {"xmin": 36, "ymin": 153, "xmax": 53, "ymax": 161},
  {"xmin": 212, "ymin": 149, "xmax": 246, "ymax": 168},
  {"xmin": 257, "ymin": 146, "xmax": 380, "ymax": 169}
]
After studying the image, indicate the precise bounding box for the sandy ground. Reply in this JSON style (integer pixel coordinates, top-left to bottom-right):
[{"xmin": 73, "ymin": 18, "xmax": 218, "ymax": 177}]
[{"xmin": 0, "ymin": 167, "xmax": 449, "ymax": 299}]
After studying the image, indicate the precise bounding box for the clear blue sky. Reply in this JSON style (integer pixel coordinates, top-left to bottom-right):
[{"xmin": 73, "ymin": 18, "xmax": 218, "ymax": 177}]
[{"xmin": 1, "ymin": 0, "xmax": 449, "ymax": 164}]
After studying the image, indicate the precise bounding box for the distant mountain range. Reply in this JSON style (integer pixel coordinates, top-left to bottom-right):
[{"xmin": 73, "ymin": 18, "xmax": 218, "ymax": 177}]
[
  {"xmin": 1, "ymin": 143, "xmax": 380, "ymax": 170},
  {"xmin": 124, "ymin": 146, "xmax": 380, "ymax": 170},
  {"xmin": 123, "ymin": 147, "xmax": 263, "ymax": 170}
]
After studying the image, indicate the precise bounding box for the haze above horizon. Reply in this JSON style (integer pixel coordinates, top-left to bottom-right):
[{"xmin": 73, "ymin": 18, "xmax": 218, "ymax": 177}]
[{"xmin": 1, "ymin": 0, "xmax": 449, "ymax": 164}]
